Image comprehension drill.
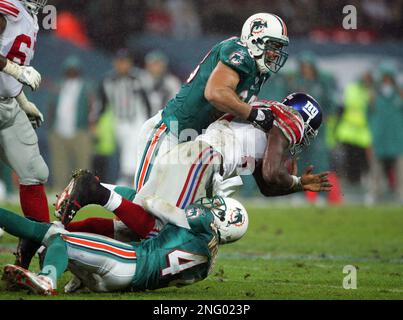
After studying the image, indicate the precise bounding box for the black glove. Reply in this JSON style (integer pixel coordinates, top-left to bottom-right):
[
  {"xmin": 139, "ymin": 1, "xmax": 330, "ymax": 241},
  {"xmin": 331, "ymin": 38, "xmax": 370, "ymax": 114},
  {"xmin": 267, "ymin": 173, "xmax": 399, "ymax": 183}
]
[{"xmin": 247, "ymin": 107, "xmax": 274, "ymax": 132}]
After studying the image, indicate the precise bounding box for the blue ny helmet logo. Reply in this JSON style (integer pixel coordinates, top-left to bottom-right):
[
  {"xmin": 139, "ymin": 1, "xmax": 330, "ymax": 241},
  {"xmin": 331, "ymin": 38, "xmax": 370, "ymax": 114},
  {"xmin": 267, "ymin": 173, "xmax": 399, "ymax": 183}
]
[{"xmin": 302, "ymin": 101, "xmax": 319, "ymax": 124}]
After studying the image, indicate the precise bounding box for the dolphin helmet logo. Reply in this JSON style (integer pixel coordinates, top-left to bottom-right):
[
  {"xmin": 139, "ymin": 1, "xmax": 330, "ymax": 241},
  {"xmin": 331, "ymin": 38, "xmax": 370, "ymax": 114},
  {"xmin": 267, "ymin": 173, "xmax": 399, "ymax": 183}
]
[
  {"xmin": 249, "ymin": 18, "xmax": 268, "ymax": 37},
  {"xmin": 228, "ymin": 208, "xmax": 245, "ymax": 227}
]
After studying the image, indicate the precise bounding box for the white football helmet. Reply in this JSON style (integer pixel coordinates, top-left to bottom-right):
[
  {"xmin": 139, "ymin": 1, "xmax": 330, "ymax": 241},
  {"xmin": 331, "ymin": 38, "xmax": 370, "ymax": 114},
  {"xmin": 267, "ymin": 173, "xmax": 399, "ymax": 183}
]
[
  {"xmin": 197, "ymin": 196, "xmax": 249, "ymax": 244},
  {"xmin": 21, "ymin": 0, "xmax": 47, "ymax": 15},
  {"xmin": 241, "ymin": 13, "xmax": 289, "ymax": 74}
]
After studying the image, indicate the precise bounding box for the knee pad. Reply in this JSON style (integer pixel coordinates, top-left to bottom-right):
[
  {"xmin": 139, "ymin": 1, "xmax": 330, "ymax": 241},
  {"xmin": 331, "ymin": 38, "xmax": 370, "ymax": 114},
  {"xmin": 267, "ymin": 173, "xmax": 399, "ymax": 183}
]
[
  {"xmin": 42, "ymin": 223, "xmax": 67, "ymax": 246},
  {"xmin": 20, "ymin": 155, "xmax": 49, "ymax": 185}
]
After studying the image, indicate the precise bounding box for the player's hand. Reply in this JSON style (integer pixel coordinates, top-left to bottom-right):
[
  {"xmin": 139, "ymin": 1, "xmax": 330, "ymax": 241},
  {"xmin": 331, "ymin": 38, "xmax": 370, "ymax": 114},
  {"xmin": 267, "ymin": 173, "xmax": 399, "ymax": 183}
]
[
  {"xmin": 15, "ymin": 91, "xmax": 44, "ymax": 129},
  {"xmin": 300, "ymin": 165, "xmax": 332, "ymax": 192},
  {"xmin": 247, "ymin": 101, "xmax": 274, "ymax": 132},
  {"xmin": 18, "ymin": 66, "xmax": 42, "ymax": 91},
  {"xmin": 25, "ymin": 101, "xmax": 44, "ymax": 129}
]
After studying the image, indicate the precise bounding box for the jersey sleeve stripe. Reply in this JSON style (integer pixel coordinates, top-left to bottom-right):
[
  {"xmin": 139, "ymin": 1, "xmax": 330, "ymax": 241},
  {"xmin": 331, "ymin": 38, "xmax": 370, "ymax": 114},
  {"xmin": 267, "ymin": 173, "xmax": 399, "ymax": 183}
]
[
  {"xmin": 0, "ymin": 2, "xmax": 19, "ymax": 17},
  {"xmin": 271, "ymin": 104, "xmax": 304, "ymax": 144},
  {"xmin": 281, "ymin": 111, "xmax": 303, "ymax": 143},
  {"xmin": 0, "ymin": 0, "xmax": 19, "ymax": 10},
  {"xmin": 274, "ymin": 119, "xmax": 296, "ymax": 146}
]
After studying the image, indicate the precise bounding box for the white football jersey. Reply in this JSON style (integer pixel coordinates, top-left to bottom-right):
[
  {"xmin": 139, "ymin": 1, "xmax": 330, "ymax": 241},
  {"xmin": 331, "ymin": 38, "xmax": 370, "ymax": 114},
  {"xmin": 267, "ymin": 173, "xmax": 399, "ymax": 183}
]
[
  {"xmin": 196, "ymin": 116, "xmax": 267, "ymax": 179},
  {"xmin": 196, "ymin": 102, "xmax": 305, "ymax": 179},
  {"xmin": 0, "ymin": 0, "xmax": 39, "ymax": 97}
]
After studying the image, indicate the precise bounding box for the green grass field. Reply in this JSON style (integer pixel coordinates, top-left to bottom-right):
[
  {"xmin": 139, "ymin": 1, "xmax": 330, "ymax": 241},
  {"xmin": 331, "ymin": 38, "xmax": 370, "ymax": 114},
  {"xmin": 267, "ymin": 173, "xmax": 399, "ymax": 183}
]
[{"xmin": 0, "ymin": 203, "xmax": 402, "ymax": 300}]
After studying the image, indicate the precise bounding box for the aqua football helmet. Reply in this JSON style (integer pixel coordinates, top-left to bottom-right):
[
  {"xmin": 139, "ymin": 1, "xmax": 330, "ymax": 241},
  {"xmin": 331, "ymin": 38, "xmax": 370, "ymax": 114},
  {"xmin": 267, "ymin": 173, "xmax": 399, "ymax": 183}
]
[{"xmin": 196, "ymin": 196, "xmax": 248, "ymax": 244}]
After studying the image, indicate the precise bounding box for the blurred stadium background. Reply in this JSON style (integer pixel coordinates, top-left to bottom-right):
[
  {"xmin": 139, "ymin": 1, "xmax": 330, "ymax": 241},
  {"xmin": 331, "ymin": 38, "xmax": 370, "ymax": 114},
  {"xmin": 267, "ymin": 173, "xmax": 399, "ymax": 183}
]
[
  {"xmin": 0, "ymin": 0, "xmax": 402, "ymax": 300},
  {"xmin": 0, "ymin": 0, "xmax": 402, "ymax": 207}
]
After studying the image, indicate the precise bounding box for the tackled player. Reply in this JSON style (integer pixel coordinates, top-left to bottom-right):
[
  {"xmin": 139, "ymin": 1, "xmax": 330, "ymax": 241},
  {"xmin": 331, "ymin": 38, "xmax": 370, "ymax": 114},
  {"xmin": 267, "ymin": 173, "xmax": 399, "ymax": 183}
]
[
  {"xmin": 133, "ymin": 13, "xmax": 290, "ymax": 193},
  {"xmin": 55, "ymin": 93, "xmax": 332, "ymax": 243}
]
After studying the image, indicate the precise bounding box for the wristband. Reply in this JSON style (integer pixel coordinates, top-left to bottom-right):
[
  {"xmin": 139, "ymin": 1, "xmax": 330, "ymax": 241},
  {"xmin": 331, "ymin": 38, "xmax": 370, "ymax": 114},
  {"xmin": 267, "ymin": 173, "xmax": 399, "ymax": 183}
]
[
  {"xmin": 290, "ymin": 175, "xmax": 303, "ymax": 192},
  {"xmin": 2, "ymin": 59, "xmax": 22, "ymax": 79}
]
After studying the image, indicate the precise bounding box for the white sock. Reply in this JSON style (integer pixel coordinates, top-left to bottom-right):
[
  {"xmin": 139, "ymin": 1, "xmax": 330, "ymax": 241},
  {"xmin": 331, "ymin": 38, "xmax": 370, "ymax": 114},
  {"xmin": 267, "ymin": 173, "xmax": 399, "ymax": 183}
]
[{"xmin": 103, "ymin": 190, "xmax": 123, "ymax": 212}]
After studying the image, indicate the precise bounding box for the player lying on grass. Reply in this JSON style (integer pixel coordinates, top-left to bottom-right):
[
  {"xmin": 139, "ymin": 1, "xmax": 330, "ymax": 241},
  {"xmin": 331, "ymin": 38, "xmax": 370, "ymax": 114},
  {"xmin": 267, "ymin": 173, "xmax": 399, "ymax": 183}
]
[
  {"xmin": 55, "ymin": 93, "xmax": 332, "ymax": 243},
  {"xmin": 0, "ymin": 195, "xmax": 248, "ymax": 295}
]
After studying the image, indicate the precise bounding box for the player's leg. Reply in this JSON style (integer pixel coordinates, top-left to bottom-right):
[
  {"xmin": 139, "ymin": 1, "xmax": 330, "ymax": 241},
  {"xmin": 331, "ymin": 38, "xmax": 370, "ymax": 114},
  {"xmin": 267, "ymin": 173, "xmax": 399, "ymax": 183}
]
[
  {"xmin": 0, "ymin": 107, "xmax": 50, "ymax": 268},
  {"xmin": 55, "ymin": 170, "xmax": 157, "ymax": 238},
  {"xmin": 134, "ymin": 140, "xmax": 221, "ymax": 209},
  {"xmin": 96, "ymin": 141, "xmax": 221, "ymax": 238},
  {"xmin": 62, "ymin": 183, "xmax": 137, "ymax": 238},
  {"xmin": 0, "ymin": 207, "xmax": 52, "ymax": 244},
  {"xmin": 129, "ymin": 141, "xmax": 221, "ymax": 231},
  {"xmin": 134, "ymin": 111, "xmax": 178, "ymax": 193},
  {"xmin": 1, "ymin": 109, "xmax": 50, "ymax": 222},
  {"xmin": 66, "ymin": 217, "xmax": 115, "ymax": 238},
  {"xmin": 60, "ymin": 232, "xmax": 137, "ymax": 293}
]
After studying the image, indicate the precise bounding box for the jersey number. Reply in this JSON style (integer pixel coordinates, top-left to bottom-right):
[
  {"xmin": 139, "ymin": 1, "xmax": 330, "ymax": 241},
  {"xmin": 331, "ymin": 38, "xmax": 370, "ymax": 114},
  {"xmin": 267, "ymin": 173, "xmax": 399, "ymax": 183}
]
[
  {"xmin": 6, "ymin": 34, "xmax": 35, "ymax": 65},
  {"xmin": 161, "ymin": 250, "xmax": 207, "ymax": 276},
  {"xmin": 186, "ymin": 50, "xmax": 212, "ymax": 84}
]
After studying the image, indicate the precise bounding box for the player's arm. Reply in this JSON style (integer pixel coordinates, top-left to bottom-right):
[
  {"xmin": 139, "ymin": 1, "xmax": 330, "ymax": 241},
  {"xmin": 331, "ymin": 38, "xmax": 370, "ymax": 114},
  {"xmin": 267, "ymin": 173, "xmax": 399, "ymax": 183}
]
[
  {"xmin": 205, "ymin": 62, "xmax": 273, "ymax": 131},
  {"xmin": 205, "ymin": 62, "xmax": 251, "ymax": 119},
  {"xmin": 254, "ymin": 127, "xmax": 332, "ymax": 196},
  {"xmin": 0, "ymin": 14, "xmax": 41, "ymax": 91},
  {"xmin": 256, "ymin": 127, "xmax": 296, "ymax": 195},
  {"xmin": 0, "ymin": 15, "xmax": 7, "ymax": 69}
]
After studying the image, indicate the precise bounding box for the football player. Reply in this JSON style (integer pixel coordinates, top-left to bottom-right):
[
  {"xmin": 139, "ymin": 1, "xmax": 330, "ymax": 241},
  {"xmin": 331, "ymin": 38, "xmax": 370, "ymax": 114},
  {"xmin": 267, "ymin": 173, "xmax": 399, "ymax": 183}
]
[
  {"xmin": 0, "ymin": 196, "xmax": 248, "ymax": 295},
  {"xmin": 0, "ymin": 0, "xmax": 49, "ymax": 269},
  {"xmin": 56, "ymin": 93, "xmax": 331, "ymax": 243},
  {"xmin": 134, "ymin": 12, "xmax": 289, "ymax": 193}
]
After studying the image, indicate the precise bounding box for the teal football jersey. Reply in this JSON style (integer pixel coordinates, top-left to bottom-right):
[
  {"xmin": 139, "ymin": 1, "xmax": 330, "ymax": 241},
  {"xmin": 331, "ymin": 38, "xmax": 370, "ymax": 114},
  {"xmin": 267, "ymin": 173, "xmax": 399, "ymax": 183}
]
[
  {"xmin": 162, "ymin": 37, "xmax": 269, "ymax": 138},
  {"xmin": 131, "ymin": 204, "xmax": 219, "ymax": 291}
]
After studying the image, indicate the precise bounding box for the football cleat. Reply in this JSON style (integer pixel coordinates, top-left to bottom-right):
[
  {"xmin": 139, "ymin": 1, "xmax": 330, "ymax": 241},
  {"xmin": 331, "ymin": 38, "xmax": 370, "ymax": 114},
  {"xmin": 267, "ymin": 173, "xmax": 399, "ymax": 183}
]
[
  {"xmin": 55, "ymin": 169, "xmax": 101, "ymax": 225},
  {"xmin": 3, "ymin": 264, "xmax": 57, "ymax": 296}
]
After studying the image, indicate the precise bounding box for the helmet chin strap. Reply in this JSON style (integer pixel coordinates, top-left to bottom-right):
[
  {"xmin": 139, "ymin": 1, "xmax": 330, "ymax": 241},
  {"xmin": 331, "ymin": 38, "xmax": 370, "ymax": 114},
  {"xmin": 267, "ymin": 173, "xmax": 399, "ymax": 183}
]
[{"xmin": 255, "ymin": 56, "xmax": 270, "ymax": 74}]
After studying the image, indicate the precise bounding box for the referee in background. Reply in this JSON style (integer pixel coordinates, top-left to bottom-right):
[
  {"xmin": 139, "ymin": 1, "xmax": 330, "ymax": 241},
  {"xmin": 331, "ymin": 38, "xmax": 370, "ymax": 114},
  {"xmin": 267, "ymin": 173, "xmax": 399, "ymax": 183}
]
[{"xmin": 99, "ymin": 49, "xmax": 151, "ymax": 186}]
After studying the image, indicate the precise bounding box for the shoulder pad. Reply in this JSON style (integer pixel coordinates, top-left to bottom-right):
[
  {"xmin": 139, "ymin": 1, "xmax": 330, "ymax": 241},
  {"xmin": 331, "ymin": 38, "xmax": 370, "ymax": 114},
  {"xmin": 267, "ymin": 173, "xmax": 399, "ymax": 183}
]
[
  {"xmin": 219, "ymin": 38, "xmax": 256, "ymax": 75},
  {"xmin": 0, "ymin": 0, "xmax": 21, "ymax": 21},
  {"xmin": 269, "ymin": 102, "xmax": 305, "ymax": 146}
]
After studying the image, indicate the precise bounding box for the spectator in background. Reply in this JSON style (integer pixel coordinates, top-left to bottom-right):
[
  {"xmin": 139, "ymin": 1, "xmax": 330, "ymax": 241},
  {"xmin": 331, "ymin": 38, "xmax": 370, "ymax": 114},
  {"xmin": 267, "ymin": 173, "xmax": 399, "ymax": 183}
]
[
  {"xmin": 288, "ymin": 51, "xmax": 342, "ymax": 204},
  {"xmin": 145, "ymin": 0, "xmax": 173, "ymax": 35},
  {"xmin": 367, "ymin": 61, "xmax": 403, "ymax": 204},
  {"xmin": 336, "ymin": 72, "xmax": 374, "ymax": 187},
  {"xmin": 166, "ymin": 0, "xmax": 202, "ymax": 39},
  {"xmin": 49, "ymin": 56, "xmax": 95, "ymax": 191},
  {"xmin": 100, "ymin": 49, "xmax": 151, "ymax": 186},
  {"xmin": 143, "ymin": 50, "xmax": 181, "ymax": 116}
]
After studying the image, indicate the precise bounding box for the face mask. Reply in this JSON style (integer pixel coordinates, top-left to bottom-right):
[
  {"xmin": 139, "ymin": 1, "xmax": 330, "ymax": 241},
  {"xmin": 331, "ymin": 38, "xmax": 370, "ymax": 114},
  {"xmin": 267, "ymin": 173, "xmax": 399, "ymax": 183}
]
[{"xmin": 380, "ymin": 84, "xmax": 394, "ymax": 97}]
